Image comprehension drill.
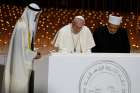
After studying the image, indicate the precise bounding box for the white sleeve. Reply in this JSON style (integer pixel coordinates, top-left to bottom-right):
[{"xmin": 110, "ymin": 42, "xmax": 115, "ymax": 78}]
[
  {"xmin": 87, "ymin": 28, "xmax": 95, "ymax": 48},
  {"xmin": 51, "ymin": 31, "xmax": 60, "ymax": 47},
  {"xmin": 84, "ymin": 27, "xmax": 95, "ymax": 53},
  {"xmin": 52, "ymin": 29, "xmax": 64, "ymax": 48}
]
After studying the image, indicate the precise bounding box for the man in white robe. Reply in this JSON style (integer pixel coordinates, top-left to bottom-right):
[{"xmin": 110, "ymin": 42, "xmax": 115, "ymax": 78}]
[
  {"xmin": 52, "ymin": 16, "xmax": 95, "ymax": 53},
  {"xmin": 3, "ymin": 3, "xmax": 41, "ymax": 93}
]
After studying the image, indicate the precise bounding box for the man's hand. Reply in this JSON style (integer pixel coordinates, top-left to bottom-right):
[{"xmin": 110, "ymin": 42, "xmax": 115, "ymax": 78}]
[{"xmin": 34, "ymin": 52, "xmax": 41, "ymax": 59}]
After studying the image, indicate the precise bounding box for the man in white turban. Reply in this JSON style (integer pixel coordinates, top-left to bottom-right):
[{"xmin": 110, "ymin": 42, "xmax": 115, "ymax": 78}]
[
  {"xmin": 52, "ymin": 16, "xmax": 95, "ymax": 53},
  {"xmin": 92, "ymin": 14, "xmax": 130, "ymax": 53},
  {"xmin": 2, "ymin": 3, "xmax": 41, "ymax": 93}
]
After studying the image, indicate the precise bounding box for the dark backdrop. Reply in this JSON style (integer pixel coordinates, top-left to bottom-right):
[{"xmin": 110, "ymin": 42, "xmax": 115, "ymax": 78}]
[{"xmin": 0, "ymin": 0, "xmax": 140, "ymax": 13}]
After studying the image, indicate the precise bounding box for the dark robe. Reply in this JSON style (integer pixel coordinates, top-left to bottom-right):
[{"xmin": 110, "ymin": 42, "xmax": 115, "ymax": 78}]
[
  {"xmin": 91, "ymin": 25, "xmax": 130, "ymax": 53},
  {"xmin": 29, "ymin": 36, "xmax": 34, "ymax": 93}
]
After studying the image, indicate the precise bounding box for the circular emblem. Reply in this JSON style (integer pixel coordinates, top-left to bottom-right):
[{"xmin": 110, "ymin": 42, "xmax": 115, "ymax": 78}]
[{"xmin": 79, "ymin": 60, "xmax": 131, "ymax": 93}]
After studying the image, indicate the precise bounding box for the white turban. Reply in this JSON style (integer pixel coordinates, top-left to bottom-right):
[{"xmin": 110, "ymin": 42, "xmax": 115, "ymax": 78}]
[
  {"xmin": 74, "ymin": 16, "xmax": 85, "ymax": 21},
  {"xmin": 108, "ymin": 14, "xmax": 122, "ymax": 25}
]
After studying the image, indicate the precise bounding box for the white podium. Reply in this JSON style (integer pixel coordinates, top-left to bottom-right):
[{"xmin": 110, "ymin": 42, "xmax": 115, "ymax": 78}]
[{"xmin": 34, "ymin": 53, "xmax": 140, "ymax": 93}]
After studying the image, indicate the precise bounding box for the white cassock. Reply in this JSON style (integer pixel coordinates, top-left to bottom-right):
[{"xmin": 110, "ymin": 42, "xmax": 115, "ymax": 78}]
[
  {"xmin": 3, "ymin": 3, "xmax": 41, "ymax": 93},
  {"xmin": 53, "ymin": 24, "xmax": 95, "ymax": 53}
]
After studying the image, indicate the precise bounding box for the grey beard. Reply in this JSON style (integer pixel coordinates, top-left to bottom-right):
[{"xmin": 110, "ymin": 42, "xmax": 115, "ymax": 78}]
[{"xmin": 109, "ymin": 31, "xmax": 117, "ymax": 34}]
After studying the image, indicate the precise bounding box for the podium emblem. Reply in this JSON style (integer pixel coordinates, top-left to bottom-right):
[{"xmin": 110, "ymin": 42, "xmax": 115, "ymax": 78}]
[{"xmin": 79, "ymin": 60, "xmax": 131, "ymax": 93}]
